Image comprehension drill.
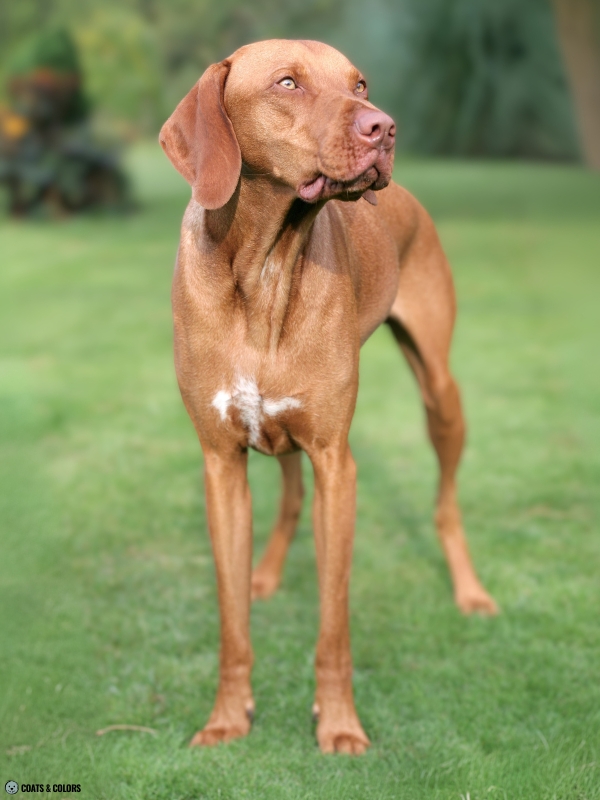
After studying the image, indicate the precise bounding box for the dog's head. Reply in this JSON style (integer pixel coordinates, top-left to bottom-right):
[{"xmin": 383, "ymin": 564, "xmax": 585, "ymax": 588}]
[{"xmin": 159, "ymin": 40, "xmax": 395, "ymax": 209}]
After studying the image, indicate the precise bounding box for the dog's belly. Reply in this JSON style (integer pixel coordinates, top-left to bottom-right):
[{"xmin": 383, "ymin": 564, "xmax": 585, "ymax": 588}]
[{"xmin": 211, "ymin": 375, "xmax": 302, "ymax": 456}]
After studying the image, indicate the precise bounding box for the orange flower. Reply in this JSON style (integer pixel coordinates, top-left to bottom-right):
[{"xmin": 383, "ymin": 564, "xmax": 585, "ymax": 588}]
[{"xmin": 1, "ymin": 111, "xmax": 29, "ymax": 139}]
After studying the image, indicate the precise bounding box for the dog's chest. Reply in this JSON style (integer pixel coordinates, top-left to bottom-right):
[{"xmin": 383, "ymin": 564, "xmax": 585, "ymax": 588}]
[{"xmin": 211, "ymin": 375, "xmax": 302, "ymax": 455}]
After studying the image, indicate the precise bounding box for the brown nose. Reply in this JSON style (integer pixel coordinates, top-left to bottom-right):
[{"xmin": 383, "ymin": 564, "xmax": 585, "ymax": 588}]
[{"xmin": 354, "ymin": 109, "xmax": 396, "ymax": 149}]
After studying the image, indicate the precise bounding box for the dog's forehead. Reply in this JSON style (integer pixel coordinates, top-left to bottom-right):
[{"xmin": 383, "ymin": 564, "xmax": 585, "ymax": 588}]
[{"xmin": 227, "ymin": 40, "xmax": 358, "ymax": 87}]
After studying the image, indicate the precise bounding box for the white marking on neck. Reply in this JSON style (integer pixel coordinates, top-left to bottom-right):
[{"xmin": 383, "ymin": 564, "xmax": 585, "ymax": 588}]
[{"xmin": 211, "ymin": 376, "xmax": 301, "ymax": 446}]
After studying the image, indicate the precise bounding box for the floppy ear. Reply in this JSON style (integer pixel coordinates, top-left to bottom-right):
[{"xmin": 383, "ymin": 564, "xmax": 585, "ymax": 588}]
[{"xmin": 159, "ymin": 61, "xmax": 241, "ymax": 209}]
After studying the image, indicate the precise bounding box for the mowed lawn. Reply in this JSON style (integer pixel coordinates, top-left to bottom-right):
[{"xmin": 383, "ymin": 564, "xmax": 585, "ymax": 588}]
[{"xmin": 1, "ymin": 145, "xmax": 599, "ymax": 800}]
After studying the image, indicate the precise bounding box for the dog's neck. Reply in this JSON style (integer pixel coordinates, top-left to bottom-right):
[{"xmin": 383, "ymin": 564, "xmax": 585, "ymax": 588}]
[{"xmin": 203, "ymin": 173, "xmax": 323, "ymax": 352}]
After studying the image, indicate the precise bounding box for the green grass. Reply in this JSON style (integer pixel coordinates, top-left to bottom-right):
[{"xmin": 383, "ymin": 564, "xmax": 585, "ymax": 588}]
[{"xmin": 1, "ymin": 144, "xmax": 599, "ymax": 799}]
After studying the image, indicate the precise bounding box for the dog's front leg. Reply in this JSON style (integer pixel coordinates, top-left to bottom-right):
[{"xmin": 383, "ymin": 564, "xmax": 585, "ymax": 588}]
[
  {"xmin": 190, "ymin": 447, "xmax": 254, "ymax": 746},
  {"xmin": 309, "ymin": 443, "xmax": 370, "ymax": 755}
]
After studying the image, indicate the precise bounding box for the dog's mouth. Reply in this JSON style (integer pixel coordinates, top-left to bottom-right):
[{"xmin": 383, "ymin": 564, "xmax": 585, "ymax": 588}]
[
  {"xmin": 298, "ymin": 152, "xmax": 392, "ymax": 204},
  {"xmin": 298, "ymin": 167, "xmax": 378, "ymax": 203}
]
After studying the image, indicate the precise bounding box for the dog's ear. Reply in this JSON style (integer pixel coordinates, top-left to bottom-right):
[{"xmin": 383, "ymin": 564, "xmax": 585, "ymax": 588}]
[{"xmin": 159, "ymin": 61, "xmax": 241, "ymax": 210}]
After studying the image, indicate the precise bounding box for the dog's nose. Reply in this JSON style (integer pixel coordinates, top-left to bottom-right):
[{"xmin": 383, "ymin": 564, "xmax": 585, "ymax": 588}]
[{"xmin": 354, "ymin": 109, "xmax": 396, "ymax": 149}]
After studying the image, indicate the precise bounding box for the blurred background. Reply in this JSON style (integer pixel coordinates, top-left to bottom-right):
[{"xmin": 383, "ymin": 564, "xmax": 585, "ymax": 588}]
[
  {"xmin": 1, "ymin": 0, "xmax": 599, "ymax": 215},
  {"xmin": 2, "ymin": 3, "xmax": 600, "ymax": 798}
]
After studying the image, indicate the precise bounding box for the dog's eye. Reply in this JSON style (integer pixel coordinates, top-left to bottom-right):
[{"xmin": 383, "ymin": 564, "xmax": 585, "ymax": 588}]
[
  {"xmin": 355, "ymin": 80, "xmax": 367, "ymax": 93},
  {"xmin": 278, "ymin": 77, "xmax": 297, "ymax": 90}
]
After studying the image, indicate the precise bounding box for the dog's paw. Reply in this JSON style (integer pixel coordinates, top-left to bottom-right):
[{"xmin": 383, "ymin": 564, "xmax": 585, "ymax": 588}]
[
  {"xmin": 189, "ymin": 703, "xmax": 254, "ymax": 747},
  {"xmin": 189, "ymin": 722, "xmax": 249, "ymax": 747},
  {"xmin": 455, "ymin": 585, "xmax": 499, "ymax": 616},
  {"xmin": 317, "ymin": 724, "xmax": 370, "ymax": 755},
  {"xmin": 251, "ymin": 569, "xmax": 279, "ymax": 601},
  {"xmin": 315, "ymin": 706, "xmax": 370, "ymax": 755}
]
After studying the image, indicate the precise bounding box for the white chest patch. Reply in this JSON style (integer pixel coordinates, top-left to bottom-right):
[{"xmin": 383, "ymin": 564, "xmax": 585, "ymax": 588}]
[{"xmin": 212, "ymin": 376, "xmax": 301, "ymax": 446}]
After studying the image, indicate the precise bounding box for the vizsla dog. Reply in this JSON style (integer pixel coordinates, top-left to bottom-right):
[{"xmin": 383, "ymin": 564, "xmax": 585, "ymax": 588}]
[{"xmin": 159, "ymin": 39, "xmax": 497, "ymax": 755}]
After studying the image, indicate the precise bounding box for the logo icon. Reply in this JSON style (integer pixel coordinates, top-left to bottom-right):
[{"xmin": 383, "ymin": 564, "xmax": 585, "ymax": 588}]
[{"xmin": 5, "ymin": 782, "xmax": 18, "ymax": 795}]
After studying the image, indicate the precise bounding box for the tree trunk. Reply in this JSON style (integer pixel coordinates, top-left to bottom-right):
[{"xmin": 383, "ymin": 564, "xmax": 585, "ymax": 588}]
[{"xmin": 552, "ymin": 0, "xmax": 600, "ymax": 170}]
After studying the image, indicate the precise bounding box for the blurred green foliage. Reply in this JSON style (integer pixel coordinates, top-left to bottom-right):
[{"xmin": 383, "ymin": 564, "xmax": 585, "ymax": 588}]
[
  {"xmin": 0, "ymin": 28, "xmax": 130, "ymax": 216},
  {"xmin": 0, "ymin": 0, "xmax": 580, "ymax": 160},
  {"xmin": 10, "ymin": 24, "xmax": 82, "ymax": 75},
  {"xmin": 8, "ymin": 27, "xmax": 89, "ymax": 123},
  {"xmin": 398, "ymin": 0, "xmax": 580, "ymax": 159},
  {"xmin": 76, "ymin": 10, "xmax": 163, "ymax": 137}
]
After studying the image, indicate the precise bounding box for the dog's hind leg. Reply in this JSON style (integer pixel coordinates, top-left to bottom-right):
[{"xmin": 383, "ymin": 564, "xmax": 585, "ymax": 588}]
[
  {"xmin": 386, "ymin": 228, "xmax": 497, "ymax": 614},
  {"xmin": 251, "ymin": 451, "xmax": 304, "ymax": 600}
]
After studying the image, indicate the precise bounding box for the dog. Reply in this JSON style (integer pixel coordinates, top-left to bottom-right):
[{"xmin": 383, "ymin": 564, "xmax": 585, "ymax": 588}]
[{"xmin": 159, "ymin": 39, "xmax": 497, "ymax": 755}]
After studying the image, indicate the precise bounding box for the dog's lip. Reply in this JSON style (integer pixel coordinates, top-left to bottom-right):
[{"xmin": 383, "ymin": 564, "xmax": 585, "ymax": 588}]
[
  {"xmin": 298, "ymin": 174, "xmax": 328, "ymax": 202},
  {"xmin": 298, "ymin": 167, "xmax": 379, "ymax": 203},
  {"xmin": 297, "ymin": 144, "xmax": 395, "ymax": 203}
]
